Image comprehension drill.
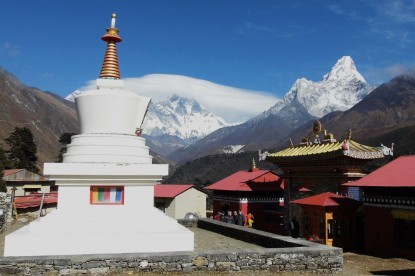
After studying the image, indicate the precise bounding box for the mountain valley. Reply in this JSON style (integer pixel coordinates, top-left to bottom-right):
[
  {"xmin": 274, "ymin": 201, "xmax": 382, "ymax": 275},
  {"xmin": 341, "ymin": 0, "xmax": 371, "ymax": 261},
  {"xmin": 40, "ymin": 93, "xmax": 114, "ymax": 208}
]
[{"xmin": 1, "ymin": 56, "xmax": 414, "ymax": 175}]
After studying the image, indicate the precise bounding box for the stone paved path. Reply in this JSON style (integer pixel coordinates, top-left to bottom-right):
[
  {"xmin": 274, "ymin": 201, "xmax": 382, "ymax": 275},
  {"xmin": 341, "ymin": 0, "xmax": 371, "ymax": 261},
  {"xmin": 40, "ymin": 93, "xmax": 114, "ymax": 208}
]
[
  {"xmin": 191, "ymin": 226, "xmax": 264, "ymax": 251},
  {"xmin": 0, "ymin": 218, "xmax": 263, "ymax": 256}
]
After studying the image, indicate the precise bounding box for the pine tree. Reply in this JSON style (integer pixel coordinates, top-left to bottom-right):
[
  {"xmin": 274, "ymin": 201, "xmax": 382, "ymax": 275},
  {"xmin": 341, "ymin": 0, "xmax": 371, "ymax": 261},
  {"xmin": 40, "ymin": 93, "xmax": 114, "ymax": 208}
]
[
  {"xmin": 5, "ymin": 127, "xmax": 39, "ymax": 173},
  {"xmin": 56, "ymin": 132, "xmax": 76, "ymax": 162}
]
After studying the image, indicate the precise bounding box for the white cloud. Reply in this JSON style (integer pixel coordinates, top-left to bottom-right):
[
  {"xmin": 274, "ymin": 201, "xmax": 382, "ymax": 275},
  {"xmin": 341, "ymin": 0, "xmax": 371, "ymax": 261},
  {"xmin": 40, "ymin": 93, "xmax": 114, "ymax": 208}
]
[
  {"xmin": 1, "ymin": 43, "xmax": 22, "ymax": 57},
  {"xmin": 381, "ymin": 0, "xmax": 415, "ymax": 23},
  {"xmin": 77, "ymin": 74, "xmax": 278, "ymax": 123},
  {"xmin": 384, "ymin": 63, "xmax": 415, "ymax": 76},
  {"xmin": 327, "ymin": 1, "xmax": 415, "ymax": 47},
  {"xmin": 237, "ymin": 21, "xmax": 275, "ymax": 36},
  {"xmin": 363, "ymin": 63, "xmax": 415, "ymax": 84}
]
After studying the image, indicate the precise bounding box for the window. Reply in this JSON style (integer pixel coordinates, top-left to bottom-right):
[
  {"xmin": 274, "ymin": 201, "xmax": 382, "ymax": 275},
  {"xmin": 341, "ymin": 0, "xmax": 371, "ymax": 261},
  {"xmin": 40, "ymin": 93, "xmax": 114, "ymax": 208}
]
[
  {"xmin": 90, "ymin": 186, "xmax": 124, "ymax": 205},
  {"xmin": 23, "ymin": 184, "xmax": 41, "ymax": 195}
]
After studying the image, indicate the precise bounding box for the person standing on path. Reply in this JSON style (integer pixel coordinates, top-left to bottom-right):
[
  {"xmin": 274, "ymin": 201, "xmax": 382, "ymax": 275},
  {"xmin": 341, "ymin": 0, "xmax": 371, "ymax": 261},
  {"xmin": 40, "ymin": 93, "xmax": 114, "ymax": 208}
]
[
  {"xmin": 236, "ymin": 210, "xmax": 246, "ymax": 226},
  {"xmin": 246, "ymin": 213, "xmax": 254, "ymax": 228},
  {"xmin": 213, "ymin": 212, "xmax": 223, "ymax": 221},
  {"xmin": 233, "ymin": 211, "xmax": 238, "ymax": 224},
  {"xmin": 223, "ymin": 211, "xmax": 235, "ymax": 224},
  {"xmin": 290, "ymin": 217, "xmax": 300, "ymax": 238}
]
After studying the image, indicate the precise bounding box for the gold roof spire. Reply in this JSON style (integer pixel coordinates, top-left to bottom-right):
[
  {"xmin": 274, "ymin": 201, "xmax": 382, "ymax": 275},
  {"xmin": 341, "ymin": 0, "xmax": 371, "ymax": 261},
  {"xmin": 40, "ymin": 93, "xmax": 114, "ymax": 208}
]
[
  {"xmin": 251, "ymin": 158, "xmax": 259, "ymax": 171},
  {"xmin": 99, "ymin": 13, "xmax": 122, "ymax": 79}
]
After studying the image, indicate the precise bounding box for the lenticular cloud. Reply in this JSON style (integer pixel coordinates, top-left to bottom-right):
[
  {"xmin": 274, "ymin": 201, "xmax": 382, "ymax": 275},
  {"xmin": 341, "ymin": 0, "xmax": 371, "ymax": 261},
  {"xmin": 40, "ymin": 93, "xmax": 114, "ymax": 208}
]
[{"xmin": 77, "ymin": 74, "xmax": 277, "ymax": 123}]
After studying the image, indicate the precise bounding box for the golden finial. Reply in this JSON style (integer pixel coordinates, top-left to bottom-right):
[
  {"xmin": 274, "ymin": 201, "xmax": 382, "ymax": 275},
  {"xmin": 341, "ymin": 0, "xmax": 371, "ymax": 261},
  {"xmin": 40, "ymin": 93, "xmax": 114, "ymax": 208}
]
[
  {"xmin": 99, "ymin": 13, "xmax": 122, "ymax": 79},
  {"xmin": 252, "ymin": 158, "xmax": 257, "ymax": 169},
  {"xmin": 313, "ymin": 120, "xmax": 322, "ymax": 135},
  {"xmin": 348, "ymin": 129, "xmax": 352, "ymax": 140}
]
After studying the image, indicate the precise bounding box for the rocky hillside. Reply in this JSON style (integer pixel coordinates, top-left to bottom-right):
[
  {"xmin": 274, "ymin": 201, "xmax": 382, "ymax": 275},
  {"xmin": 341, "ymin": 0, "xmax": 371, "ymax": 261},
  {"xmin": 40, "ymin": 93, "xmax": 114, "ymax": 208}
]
[{"xmin": 0, "ymin": 67, "xmax": 79, "ymax": 169}]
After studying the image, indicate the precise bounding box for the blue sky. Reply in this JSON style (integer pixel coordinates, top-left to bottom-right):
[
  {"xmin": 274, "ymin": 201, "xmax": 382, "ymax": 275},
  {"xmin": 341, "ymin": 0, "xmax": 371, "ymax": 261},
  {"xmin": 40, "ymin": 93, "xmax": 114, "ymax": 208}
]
[{"xmin": 1, "ymin": 1, "xmax": 415, "ymax": 122}]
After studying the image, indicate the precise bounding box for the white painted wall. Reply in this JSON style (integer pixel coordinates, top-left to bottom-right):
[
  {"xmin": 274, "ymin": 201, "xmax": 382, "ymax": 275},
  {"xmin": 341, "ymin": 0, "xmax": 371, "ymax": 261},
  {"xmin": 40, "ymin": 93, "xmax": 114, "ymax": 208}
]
[{"xmin": 156, "ymin": 188, "xmax": 207, "ymax": 219}]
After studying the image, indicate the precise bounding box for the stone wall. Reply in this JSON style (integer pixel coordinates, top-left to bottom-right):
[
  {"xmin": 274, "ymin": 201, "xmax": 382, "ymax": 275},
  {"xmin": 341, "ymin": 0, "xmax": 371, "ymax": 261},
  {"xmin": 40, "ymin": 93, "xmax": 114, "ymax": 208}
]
[
  {"xmin": 0, "ymin": 248, "xmax": 342, "ymax": 275},
  {"xmin": 0, "ymin": 219, "xmax": 342, "ymax": 274}
]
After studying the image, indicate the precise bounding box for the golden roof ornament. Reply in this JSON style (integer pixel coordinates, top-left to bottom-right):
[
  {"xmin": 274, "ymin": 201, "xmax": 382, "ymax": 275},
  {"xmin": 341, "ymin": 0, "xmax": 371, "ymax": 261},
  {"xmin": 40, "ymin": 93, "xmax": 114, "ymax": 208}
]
[
  {"xmin": 347, "ymin": 129, "xmax": 352, "ymax": 140},
  {"xmin": 323, "ymin": 129, "xmax": 336, "ymax": 143},
  {"xmin": 313, "ymin": 120, "xmax": 322, "ymax": 135},
  {"xmin": 252, "ymin": 158, "xmax": 257, "ymax": 170},
  {"xmin": 99, "ymin": 13, "xmax": 122, "ymax": 79}
]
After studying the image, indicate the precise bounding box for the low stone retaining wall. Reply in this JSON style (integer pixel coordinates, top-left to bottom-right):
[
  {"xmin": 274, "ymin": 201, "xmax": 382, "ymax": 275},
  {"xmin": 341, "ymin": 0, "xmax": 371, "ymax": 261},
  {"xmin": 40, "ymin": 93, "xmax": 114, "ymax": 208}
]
[
  {"xmin": 0, "ymin": 219, "xmax": 342, "ymax": 275},
  {"xmin": 198, "ymin": 218, "xmax": 303, "ymax": 248}
]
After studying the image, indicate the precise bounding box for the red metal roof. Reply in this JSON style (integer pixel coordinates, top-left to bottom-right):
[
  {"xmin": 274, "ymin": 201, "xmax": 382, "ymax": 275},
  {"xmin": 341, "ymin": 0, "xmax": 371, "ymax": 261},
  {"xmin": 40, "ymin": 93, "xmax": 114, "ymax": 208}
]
[
  {"xmin": 154, "ymin": 184, "xmax": 194, "ymax": 198},
  {"xmin": 291, "ymin": 192, "xmax": 359, "ymax": 207},
  {"xmin": 14, "ymin": 192, "xmax": 58, "ymax": 209},
  {"xmin": 3, "ymin": 169, "xmax": 23, "ymax": 177},
  {"xmin": 204, "ymin": 170, "xmax": 282, "ymax": 191},
  {"xmin": 344, "ymin": 156, "xmax": 415, "ymax": 187}
]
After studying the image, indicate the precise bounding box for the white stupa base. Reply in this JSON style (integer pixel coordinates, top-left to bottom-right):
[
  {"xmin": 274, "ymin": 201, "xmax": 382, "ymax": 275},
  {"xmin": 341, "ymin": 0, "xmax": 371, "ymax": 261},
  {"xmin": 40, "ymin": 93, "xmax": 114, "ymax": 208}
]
[
  {"xmin": 4, "ymin": 208, "xmax": 194, "ymax": 256},
  {"xmin": 4, "ymin": 163, "xmax": 194, "ymax": 257}
]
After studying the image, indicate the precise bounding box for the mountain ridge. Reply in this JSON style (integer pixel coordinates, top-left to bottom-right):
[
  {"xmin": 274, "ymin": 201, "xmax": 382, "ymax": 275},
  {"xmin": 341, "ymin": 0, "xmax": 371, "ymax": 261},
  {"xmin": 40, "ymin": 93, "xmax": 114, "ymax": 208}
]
[
  {"xmin": 0, "ymin": 67, "xmax": 79, "ymax": 168},
  {"xmin": 168, "ymin": 56, "xmax": 377, "ymax": 164},
  {"xmin": 142, "ymin": 95, "xmax": 229, "ymax": 141}
]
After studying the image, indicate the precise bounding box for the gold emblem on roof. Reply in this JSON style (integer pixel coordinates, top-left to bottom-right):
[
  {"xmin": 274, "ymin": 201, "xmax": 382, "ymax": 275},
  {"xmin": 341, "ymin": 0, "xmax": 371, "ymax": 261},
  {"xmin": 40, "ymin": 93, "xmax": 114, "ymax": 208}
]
[{"xmin": 313, "ymin": 120, "xmax": 322, "ymax": 135}]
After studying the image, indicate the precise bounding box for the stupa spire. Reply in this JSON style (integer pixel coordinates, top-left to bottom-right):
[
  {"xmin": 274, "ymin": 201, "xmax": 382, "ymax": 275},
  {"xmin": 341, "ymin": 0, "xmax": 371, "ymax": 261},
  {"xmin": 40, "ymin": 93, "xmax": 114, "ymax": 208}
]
[{"xmin": 99, "ymin": 13, "xmax": 122, "ymax": 79}]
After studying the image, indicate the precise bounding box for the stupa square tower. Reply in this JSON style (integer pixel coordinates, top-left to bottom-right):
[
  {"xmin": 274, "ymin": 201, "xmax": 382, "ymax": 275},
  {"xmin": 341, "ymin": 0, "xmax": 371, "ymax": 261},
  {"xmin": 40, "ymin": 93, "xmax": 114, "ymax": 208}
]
[{"xmin": 4, "ymin": 14, "xmax": 194, "ymax": 256}]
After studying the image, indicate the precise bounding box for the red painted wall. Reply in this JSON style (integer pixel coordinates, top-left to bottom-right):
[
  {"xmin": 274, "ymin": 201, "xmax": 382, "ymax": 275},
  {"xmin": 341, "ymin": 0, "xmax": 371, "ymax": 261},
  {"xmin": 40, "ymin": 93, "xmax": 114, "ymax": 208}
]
[{"xmin": 365, "ymin": 205, "xmax": 415, "ymax": 259}]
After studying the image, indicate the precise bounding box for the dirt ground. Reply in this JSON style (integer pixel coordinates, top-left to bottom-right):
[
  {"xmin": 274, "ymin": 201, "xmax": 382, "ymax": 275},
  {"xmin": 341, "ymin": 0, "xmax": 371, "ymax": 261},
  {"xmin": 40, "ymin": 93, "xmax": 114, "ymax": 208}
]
[
  {"xmin": 341, "ymin": 252, "xmax": 415, "ymax": 275},
  {"xmin": 1, "ymin": 218, "xmax": 414, "ymax": 275}
]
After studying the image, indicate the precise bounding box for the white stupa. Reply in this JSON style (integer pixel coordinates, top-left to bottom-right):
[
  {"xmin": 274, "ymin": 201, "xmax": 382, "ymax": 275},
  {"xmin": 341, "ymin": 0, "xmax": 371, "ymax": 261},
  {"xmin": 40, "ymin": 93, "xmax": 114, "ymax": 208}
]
[{"xmin": 4, "ymin": 14, "xmax": 194, "ymax": 256}]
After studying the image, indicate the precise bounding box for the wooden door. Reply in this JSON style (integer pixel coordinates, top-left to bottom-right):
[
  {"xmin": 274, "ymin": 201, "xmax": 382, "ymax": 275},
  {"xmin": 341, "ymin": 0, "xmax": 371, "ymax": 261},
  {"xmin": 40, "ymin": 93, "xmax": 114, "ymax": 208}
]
[{"xmin": 325, "ymin": 212, "xmax": 334, "ymax": 246}]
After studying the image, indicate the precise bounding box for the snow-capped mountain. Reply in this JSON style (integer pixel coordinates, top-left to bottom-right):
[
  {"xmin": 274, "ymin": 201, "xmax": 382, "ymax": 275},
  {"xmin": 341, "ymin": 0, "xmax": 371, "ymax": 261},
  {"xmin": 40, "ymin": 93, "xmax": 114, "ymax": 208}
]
[
  {"xmin": 142, "ymin": 95, "xmax": 228, "ymax": 140},
  {"xmin": 168, "ymin": 56, "xmax": 378, "ymax": 164},
  {"xmin": 66, "ymin": 90, "xmax": 229, "ymax": 141},
  {"xmin": 65, "ymin": 90, "xmax": 82, "ymax": 102},
  {"xmin": 256, "ymin": 56, "xmax": 376, "ymax": 124}
]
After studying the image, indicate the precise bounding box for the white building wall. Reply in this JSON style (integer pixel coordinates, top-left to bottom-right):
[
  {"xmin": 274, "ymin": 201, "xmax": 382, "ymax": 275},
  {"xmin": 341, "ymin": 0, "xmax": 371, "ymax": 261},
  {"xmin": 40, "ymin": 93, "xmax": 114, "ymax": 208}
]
[
  {"xmin": 164, "ymin": 198, "xmax": 176, "ymax": 218},
  {"xmin": 40, "ymin": 186, "xmax": 51, "ymax": 194},
  {"xmin": 6, "ymin": 184, "xmax": 51, "ymax": 196},
  {"xmin": 174, "ymin": 188, "xmax": 207, "ymax": 219}
]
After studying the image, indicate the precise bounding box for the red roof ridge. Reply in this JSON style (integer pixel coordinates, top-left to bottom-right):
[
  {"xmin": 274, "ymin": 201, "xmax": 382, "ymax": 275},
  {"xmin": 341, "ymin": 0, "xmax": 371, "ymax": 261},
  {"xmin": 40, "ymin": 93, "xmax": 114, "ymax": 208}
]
[
  {"xmin": 154, "ymin": 184, "xmax": 194, "ymax": 198},
  {"xmin": 3, "ymin": 169, "xmax": 24, "ymax": 177},
  {"xmin": 205, "ymin": 169, "xmax": 281, "ymax": 191},
  {"xmin": 292, "ymin": 192, "xmax": 358, "ymax": 207},
  {"xmin": 344, "ymin": 155, "xmax": 415, "ymax": 188}
]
